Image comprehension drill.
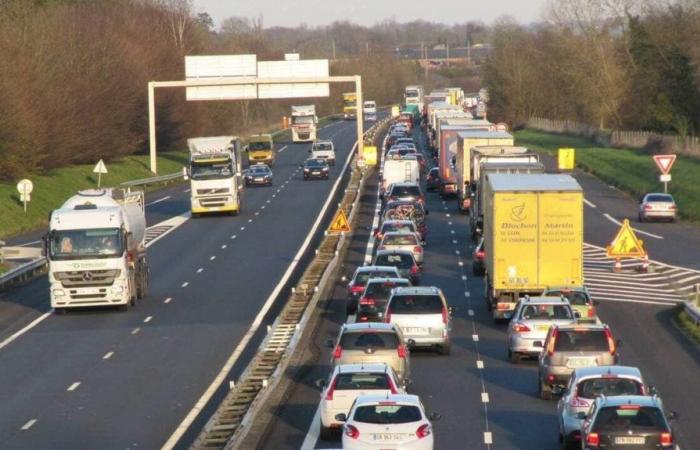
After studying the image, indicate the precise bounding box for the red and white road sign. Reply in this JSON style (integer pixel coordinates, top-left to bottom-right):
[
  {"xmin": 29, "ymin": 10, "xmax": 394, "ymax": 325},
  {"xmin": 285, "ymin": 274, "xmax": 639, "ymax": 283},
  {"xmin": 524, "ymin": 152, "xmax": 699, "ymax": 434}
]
[{"xmin": 653, "ymin": 154, "xmax": 676, "ymax": 175}]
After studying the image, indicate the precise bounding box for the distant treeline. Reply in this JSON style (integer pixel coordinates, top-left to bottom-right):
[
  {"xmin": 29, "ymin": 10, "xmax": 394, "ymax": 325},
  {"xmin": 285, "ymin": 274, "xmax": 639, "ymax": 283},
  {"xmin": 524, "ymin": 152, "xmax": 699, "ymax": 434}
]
[
  {"xmin": 483, "ymin": 0, "xmax": 700, "ymax": 136},
  {"xmin": 0, "ymin": 0, "xmax": 426, "ymax": 181}
]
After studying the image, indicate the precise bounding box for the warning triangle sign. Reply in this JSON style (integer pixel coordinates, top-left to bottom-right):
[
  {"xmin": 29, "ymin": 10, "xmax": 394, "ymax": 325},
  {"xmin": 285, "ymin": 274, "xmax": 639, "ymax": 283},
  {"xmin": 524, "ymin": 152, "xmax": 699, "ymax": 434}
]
[
  {"xmin": 606, "ymin": 219, "xmax": 646, "ymax": 258},
  {"xmin": 329, "ymin": 210, "xmax": 351, "ymax": 233}
]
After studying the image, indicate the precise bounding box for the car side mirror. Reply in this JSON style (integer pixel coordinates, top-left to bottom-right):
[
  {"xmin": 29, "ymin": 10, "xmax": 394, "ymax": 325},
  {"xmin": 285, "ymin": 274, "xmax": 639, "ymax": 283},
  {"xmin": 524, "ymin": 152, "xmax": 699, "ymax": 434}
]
[
  {"xmin": 552, "ymin": 386, "xmax": 564, "ymax": 395},
  {"xmin": 334, "ymin": 413, "xmax": 347, "ymax": 422},
  {"xmin": 315, "ymin": 378, "xmax": 326, "ymax": 389},
  {"xmin": 448, "ymin": 306, "xmax": 457, "ymax": 315},
  {"xmin": 575, "ymin": 412, "xmax": 587, "ymax": 420},
  {"xmin": 182, "ymin": 166, "xmax": 189, "ymax": 181},
  {"xmin": 325, "ymin": 339, "xmax": 335, "ymax": 349},
  {"xmin": 428, "ymin": 412, "xmax": 442, "ymax": 421}
]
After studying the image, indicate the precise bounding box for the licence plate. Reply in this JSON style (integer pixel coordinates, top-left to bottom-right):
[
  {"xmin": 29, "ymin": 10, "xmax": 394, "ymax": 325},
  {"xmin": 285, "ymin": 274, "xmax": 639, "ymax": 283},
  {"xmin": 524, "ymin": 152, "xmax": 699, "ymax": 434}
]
[
  {"xmin": 78, "ymin": 287, "xmax": 101, "ymax": 295},
  {"xmin": 372, "ymin": 433, "xmax": 403, "ymax": 441},
  {"xmin": 536, "ymin": 325, "xmax": 550, "ymax": 332},
  {"xmin": 404, "ymin": 327, "xmax": 428, "ymax": 334},
  {"xmin": 615, "ymin": 436, "xmax": 645, "ymax": 444},
  {"xmin": 254, "ymin": 177, "xmax": 263, "ymax": 182},
  {"xmin": 567, "ymin": 358, "xmax": 595, "ymax": 368},
  {"xmin": 312, "ymin": 171, "xmax": 321, "ymax": 175}
]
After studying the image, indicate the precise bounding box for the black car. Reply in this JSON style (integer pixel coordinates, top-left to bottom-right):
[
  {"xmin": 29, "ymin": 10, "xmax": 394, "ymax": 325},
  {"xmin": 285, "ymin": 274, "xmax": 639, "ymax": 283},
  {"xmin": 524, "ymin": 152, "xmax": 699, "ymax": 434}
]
[
  {"xmin": 355, "ymin": 277, "xmax": 412, "ymax": 322},
  {"xmin": 303, "ymin": 158, "xmax": 329, "ymax": 180},
  {"xmin": 426, "ymin": 167, "xmax": 441, "ymax": 192},
  {"xmin": 244, "ymin": 164, "xmax": 273, "ymax": 186}
]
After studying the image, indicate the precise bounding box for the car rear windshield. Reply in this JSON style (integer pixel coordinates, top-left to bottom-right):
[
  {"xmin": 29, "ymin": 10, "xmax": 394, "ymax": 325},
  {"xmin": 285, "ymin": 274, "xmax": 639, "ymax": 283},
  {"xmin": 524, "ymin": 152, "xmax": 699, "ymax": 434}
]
[
  {"xmin": 390, "ymin": 186, "xmax": 421, "ymax": 197},
  {"xmin": 353, "ymin": 404, "xmax": 422, "ymax": 424},
  {"xmin": 355, "ymin": 271, "xmax": 396, "ymax": 285},
  {"xmin": 594, "ymin": 406, "xmax": 666, "ymax": 431},
  {"xmin": 577, "ymin": 378, "xmax": 644, "ymax": 399},
  {"xmin": 390, "ymin": 295, "xmax": 443, "ymax": 314},
  {"xmin": 375, "ymin": 254, "xmax": 414, "ymax": 268},
  {"xmin": 548, "ymin": 291, "xmax": 590, "ymax": 306},
  {"xmin": 646, "ymin": 194, "xmax": 673, "ymax": 203},
  {"xmin": 383, "ymin": 234, "xmax": 418, "ymax": 246},
  {"xmin": 335, "ymin": 373, "xmax": 390, "ymax": 391},
  {"xmin": 313, "ymin": 143, "xmax": 332, "ymax": 151},
  {"xmin": 554, "ymin": 330, "xmax": 609, "ymax": 352},
  {"xmin": 365, "ymin": 281, "xmax": 409, "ymax": 300},
  {"xmin": 520, "ymin": 304, "xmax": 573, "ymax": 320},
  {"xmin": 383, "ymin": 223, "xmax": 416, "ymax": 234},
  {"xmin": 340, "ymin": 331, "xmax": 399, "ymax": 350}
]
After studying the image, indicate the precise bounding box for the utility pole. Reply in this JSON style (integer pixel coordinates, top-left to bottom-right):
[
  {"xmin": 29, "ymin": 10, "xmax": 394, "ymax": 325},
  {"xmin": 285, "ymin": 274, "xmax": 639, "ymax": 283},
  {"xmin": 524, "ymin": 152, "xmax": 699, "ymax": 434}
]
[
  {"xmin": 446, "ymin": 41, "xmax": 450, "ymax": 67},
  {"xmin": 467, "ymin": 39, "xmax": 471, "ymax": 65},
  {"xmin": 332, "ymin": 39, "xmax": 336, "ymax": 60},
  {"xmin": 366, "ymin": 41, "xmax": 369, "ymax": 57}
]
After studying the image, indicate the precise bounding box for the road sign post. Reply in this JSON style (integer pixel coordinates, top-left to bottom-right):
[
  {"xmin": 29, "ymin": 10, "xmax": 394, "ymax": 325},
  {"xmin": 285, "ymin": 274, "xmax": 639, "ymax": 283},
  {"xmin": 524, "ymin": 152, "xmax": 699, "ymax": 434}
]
[
  {"xmin": 653, "ymin": 154, "xmax": 676, "ymax": 193},
  {"xmin": 93, "ymin": 159, "xmax": 108, "ymax": 188},
  {"xmin": 16, "ymin": 179, "xmax": 33, "ymax": 213},
  {"xmin": 606, "ymin": 219, "xmax": 647, "ymax": 272}
]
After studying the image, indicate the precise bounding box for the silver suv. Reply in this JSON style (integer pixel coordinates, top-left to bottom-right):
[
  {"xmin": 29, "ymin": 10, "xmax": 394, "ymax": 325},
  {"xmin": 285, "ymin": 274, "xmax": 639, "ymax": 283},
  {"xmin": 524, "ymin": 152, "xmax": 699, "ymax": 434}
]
[
  {"xmin": 538, "ymin": 323, "xmax": 622, "ymax": 400},
  {"xmin": 385, "ymin": 286, "xmax": 452, "ymax": 355},
  {"xmin": 377, "ymin": 232, "xmax": 424, "ymax": 266}
]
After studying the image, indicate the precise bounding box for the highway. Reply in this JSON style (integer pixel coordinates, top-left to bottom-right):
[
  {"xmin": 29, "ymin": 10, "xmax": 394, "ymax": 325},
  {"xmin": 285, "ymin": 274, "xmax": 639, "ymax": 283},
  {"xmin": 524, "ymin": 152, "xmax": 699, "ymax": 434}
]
[
  {"xmin": 260, "ymin": 125, "xmax": 700, "ymax": 449},
  {"xmin": 0, "ymin": 118, "xmax": 366, "ymax": 449}
]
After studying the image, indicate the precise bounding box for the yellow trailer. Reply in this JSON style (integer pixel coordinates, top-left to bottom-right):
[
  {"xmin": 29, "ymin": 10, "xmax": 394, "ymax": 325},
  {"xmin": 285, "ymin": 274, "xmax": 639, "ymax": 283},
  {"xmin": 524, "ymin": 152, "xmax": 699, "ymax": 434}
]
[{"xmin": 483, "ymin": 174, "xmax": 583, "ymax": 320}]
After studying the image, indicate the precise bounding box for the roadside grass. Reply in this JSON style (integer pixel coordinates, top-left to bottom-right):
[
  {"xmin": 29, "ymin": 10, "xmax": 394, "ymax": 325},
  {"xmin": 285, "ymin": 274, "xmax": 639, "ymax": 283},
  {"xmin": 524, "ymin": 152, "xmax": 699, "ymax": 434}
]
[
  {"xmin": 515, "ymin": 129, "xmax": 700, "ymax": 222},
  {"xmin": 0, "ymin": 152, "xmax": 187, "ymax": 238},
  {"xmin": 675, "ymin": 309, "xmax": 700, "ymax": 345}
]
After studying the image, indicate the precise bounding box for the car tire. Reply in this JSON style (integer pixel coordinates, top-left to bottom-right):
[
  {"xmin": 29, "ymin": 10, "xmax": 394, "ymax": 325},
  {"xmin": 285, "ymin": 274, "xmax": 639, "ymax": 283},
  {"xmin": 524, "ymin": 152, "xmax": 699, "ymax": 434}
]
[
  {"xmin": 638, "ymin": 214, "xmax": 644, "ymax": 223},
  {"xmin": 319, "ymin": 420, "xmax": 334, "ymax": 441},
  {"xmin": 439, "ymin": 343, "xmax": 451, "ymax": 355},
  {"xmin": 508, "ymin": 349, "xmax": 520, "ymax": 364},
  {"xmin": 539, "ymin": 380, "xmax": 553, "ymax": 400},
  {"xmin": 346, "ymin": 300, "xmax": 357, "ymax": 316}
]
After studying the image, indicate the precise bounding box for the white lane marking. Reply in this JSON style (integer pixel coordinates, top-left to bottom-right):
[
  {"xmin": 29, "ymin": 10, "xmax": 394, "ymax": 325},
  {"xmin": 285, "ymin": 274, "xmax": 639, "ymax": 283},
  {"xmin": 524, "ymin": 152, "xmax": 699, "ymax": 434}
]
[
  {"xmin": 17, "ymin": 240, "xmax": 41, "ymax": 247},
  {"xmin": 458, "ymin": 261, "xmax": 464, "ymax": 266},
  {"xmin": 461, "ymin": 275, "xmax": 467, "ymax": 281},
  {"xmin": 209, "ymin": 256, "xmax": 216, "ymax": 261},
  {"xmin": 266, "ymin": 199, "xmax": 271, "ymax": 203},
  {"xmin": 481, "ymin": 392, "xmax": 490, "ymax": 403},
  {"xmin": 164, "ymin": 297, "xmax": 172, "ymax": 304},
  {"xmin": 603, "ymin": 213, "xmax": 664, "ymax": 240},
  {"xmin": 477, "ymin": 360, "xmax": 484, "ymax": 369},
  {"xmin": 248, "ymin": 219, "xmax": 253, "ymax": 223},
  {"xmin": 448, "ymin": 221, "xmax": 453, "ymax": 226},
  {"xmin": 67, "ymin": 382, "xmax": 81, "ymax": 392},
  {"xmin": 184, "ymin": 189, "xmax": 191, "ymax": 193},
  {"xmin": 196, "ymin": 268, "xmax": 203, "ymax": 274},
  {"xmin": 145, "ymin": 213, "xmax": 190, "ymax": 248},
  {"xmin": 450, "ymin": 230, "xmax": 455, "ymax": 234},
  {"xmin": 446, "ymin": 213, "xmax": 451, "ymax": 217},
  {"xmin": 181, "ymin": 282, "xmax": 189, "ymax": 288},
  {"xmin": 144, "ymin": 316, "xmax": 153, "ymax": 323},
  {"xmin": 103, "ymin": 351, "xmax": 114, "ymax": 360},
  {"xmin": 453, "ymin": 240, "xmax": 458, "ymax": 244},
  {"xmin": 20, "ymin": 419, "xmax": 37, "ymax": 430},
  {"xmin": 231, "ymin": 235, "xmax": 237, "ymax": 239},
  {"xmin": 0, "ymin": 311, "xmax": 52, "ymax": 351},
  {"xmin": 163, "ymin": 134, "xmax": 362, "ymax": 450},
  {"xmin": 261, "ymin": 205, "xmax": 266, "ymax": 209},
  {"xmin": 221, "ymin": 244, "xmax": 227, "ymax": 249},
  {"xmin": 255, "ymin": 211, "xmax": 260, "ymax": 216},
  {"xmin": 240, "ymin": 226, "xmax": 246, "ymax": 231},
  {"xmin": 583, "ymin": 198, "xmax": 597, "ymax": 208},
  {"xmin": 472, "ymin": 334, "xmax": 479, "ymax": 342},
  {"xmin": 300, "ymin": 403, "xmax": 323, "ymax": 450},
  {"xmin": 456, "ymin": 250, "xmax": 460, "ymax": 255},
  {"xmin": 146, "ymin": 195, "xmax": 171, "ymax": 207},
  {"xmin": 484, "ymin": 431, "xmax": 493, "ymax": 444},
  {"xmin": 278, "ymin": 145, "xmax": 288, "ymax": 153},
  {"xmin": 131, "ymin": 328, "xmax": 140, "ymax": 335}
]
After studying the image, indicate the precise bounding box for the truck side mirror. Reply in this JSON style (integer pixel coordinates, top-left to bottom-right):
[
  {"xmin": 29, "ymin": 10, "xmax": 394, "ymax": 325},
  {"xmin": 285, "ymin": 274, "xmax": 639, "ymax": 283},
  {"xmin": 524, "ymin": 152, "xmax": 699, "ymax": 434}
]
[
  {"xmin": 41, "ymin": 235, "xmax": 48, "ymax": 258},
  {"xmin": 182, "ymin": 166, "xmax": 189, "ymax": 181}
]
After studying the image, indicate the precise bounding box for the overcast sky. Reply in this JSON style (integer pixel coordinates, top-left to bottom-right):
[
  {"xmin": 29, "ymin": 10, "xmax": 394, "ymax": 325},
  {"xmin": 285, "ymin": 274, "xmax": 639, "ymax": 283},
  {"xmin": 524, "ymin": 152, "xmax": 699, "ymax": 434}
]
[{"xmin": 193, "ymin": 0, "xmax": 550, "ymax": 28}]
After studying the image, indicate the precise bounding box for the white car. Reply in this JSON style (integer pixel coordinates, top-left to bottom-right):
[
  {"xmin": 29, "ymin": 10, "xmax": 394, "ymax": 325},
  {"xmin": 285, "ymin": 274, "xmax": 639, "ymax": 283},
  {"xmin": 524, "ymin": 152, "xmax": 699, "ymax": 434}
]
[
  {"xmin": 318, "ymin": 363, "xmax": 405, "ymax": 440},
  {"xmin": 310, "ymin": 140, "xmax": 336, "ymax": 165},
  {"xmin": 337, "ymin": 394, "xmax": 439, "ymax": 450}
]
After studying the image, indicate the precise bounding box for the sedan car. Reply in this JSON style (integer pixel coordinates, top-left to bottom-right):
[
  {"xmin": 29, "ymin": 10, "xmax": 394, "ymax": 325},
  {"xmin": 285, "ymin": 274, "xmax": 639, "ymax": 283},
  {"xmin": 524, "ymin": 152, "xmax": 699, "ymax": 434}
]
[
  {"xmin": 337, "ymin": 394, "xmax": 439, "ymax": 450},
  {"xmin": 377, "ymin": 232, "xmax": 424, "ymax": 266},
  {"xmin": 244, "ymin": 164, "xmax": 273, "ymax": 186},
  {"xmin": 639, "ymin": 193, "xmax": 677, "ymax": 222},
  {"xmin": 543, "ymin": 286, "xmax": 599, "ymax": 322},
  {"xmin": 303, "ymin": 158, "xmax": 330, "ymax": 180},
  {"xmin": 425, "ymin": 167, "xmax": 441, "ymax": 192},
  {"xmin": 373, "ymin": 249, "xmax": 421, "ymax": 285}
]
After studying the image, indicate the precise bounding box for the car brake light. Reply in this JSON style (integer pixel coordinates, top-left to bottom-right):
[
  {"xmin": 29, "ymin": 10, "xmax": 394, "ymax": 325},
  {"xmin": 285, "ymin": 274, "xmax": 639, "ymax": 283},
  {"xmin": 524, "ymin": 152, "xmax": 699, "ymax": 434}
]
[
  {"xmin": 570, "ymin": 396, "xmax": 590, "ymax": 408},
  {"xmin": 604, "ymin": 328, "xmax": 616, "ymax": 355},
  {"xmin": 332, "ymin": 345, "xmax": 342, "ymax": 359},
  {"xmin": 345, "ymin": 424, "xmax": 360, "ymax": 439},
  {"xmin": 475, "ymin": 250, "xmax": 485, "ymax": 259},
  {"xmin": 442, "ymin": 306, "xmax": 448, "ymax": 324},
  {"xmin": 547, "ymin": 328, "xmax": 558, "ymax": 356},
  {"xmin": 644, "ymin": 204, "xmax": 653, "ymax": 210},
  {"xmin": 325, "ymin": 377, "xmax": 338, "ymax": 401},
  {"xmin": 350, "ymin": 285, "xmax": 364, "ymax": 294},
  {"xmin": 413, "ymin": 246, "xmax": 423, "ymax": 253},
  {"xmin": 586, "ymin": 432, "xmax": 599, "ymax": 446},
  {"xmin": 410, "ymin": 265, "xmax": 420, "ymax": 274},
  {"xmin": 416, "ymin": 424, "xmax": 432, "ymax": 439},
  {"xmin": 660, "ymin": 432, "xmax": 673, "ymax": 445},
  {"xmin": 512, "ymin": 323, "xmax": 531, "ymax": 333},
  {"xmin": 397, "ymin": 344, "xmax": 408, "ymax": 358},
  {"xmin": 359, "ymin": 297, "xmax": 375, "ymax": 306},
  {"xmin": 588, "ymin": 306, "xmax": 596, "ymax": 318}
]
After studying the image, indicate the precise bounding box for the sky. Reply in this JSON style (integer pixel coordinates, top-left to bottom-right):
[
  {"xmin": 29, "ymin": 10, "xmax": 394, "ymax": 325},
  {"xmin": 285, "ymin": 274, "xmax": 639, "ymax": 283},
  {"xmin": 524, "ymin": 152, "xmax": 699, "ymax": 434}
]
[{"xmin": 192, "ymin": 0, "xmax": 550, "ymax": 28}]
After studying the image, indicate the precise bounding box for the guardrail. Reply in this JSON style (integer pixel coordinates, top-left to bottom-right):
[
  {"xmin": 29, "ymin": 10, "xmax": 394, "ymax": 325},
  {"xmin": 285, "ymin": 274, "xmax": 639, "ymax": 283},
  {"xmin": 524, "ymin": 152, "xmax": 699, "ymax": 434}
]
[
  {"xmin": 0, "ymin": 257, "xmax": 47, "ymax": 291},
  {"xmin": 190, "ymin": 118, "xmax": 391, "ymax": 450},
  {"xmin": 119, "ymin": 171, "xmax": 183, "ymax": 187}
]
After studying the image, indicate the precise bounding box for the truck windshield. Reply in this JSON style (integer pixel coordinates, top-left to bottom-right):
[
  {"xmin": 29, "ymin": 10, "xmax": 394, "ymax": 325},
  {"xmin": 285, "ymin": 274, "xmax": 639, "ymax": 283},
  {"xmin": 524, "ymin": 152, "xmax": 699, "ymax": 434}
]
[
  {"xmin": 248, "ymin": 141, "xmax": 272, "ymax": 151},
  {"xmin": 405, "ymin": 90, "xmax": 419, "ymax": 98},
  {"xmin": 343, "ymin": 99, "xmax": 356, "ymax": 107},
  {"xmin": 49, "ymin": 228, "xmax": 124, "ymax": 260},
  {"xmin": 292, "ymin": 116, "xmax": 315, "ymax": 124},
  {"xmin": 191, "ymin": 161, "xmax": 233, "ymax": 180}
]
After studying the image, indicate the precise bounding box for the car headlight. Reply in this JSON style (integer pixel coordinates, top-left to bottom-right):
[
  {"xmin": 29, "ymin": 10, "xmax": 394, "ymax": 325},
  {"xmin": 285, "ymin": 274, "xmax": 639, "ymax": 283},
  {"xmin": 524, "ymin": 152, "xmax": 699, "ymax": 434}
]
[
  {"xmin": 52, "ymin": 289, "xmax": 65, "ymax": 297},
  {"xmin": 322, "ymin": 167, "xmax": 329, "ymax": 171},
  {"xmin": 110, "ymin": 286, "xmax": 124, "ymax": 295},
  {"xmin": 304, "ymin": 168, "xmax": 310, "ymax": 172}
]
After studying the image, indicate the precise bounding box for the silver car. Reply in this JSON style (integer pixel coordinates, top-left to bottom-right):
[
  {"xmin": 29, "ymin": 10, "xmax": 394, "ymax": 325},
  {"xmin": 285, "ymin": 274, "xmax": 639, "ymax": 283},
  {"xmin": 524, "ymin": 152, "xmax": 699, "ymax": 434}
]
[
  {"xmin": 639, "ymin": 193, "xmax": 677, "ymax": 222},
  {"xmin": 507, "ymin": 296, "xmax": 577, "ymax": 363},
  {"xmin": 385, "ymin": 286, "xmax": 452, "ymax": 355},
  {"xmin": 557, "ymin": 366, "xmax": 650, "ymax": 449},
  {"xmin": 378, "ymin": 231, "xmax": 424, "ymax": 266}
]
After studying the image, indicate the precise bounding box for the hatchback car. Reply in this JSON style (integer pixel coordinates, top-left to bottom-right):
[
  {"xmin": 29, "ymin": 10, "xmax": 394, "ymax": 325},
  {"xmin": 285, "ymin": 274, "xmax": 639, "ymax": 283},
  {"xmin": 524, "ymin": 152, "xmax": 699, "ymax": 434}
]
[
  {"xmin": 425, "ymin": 167, "xmax": 441, "ymax": 192},
  {"xmin": 385, "ymin": 286, "xmax": 452, "ymax": 355},
  {"xmin": 329, "ymin": 322, "xmax": 411, "ymax": 384},
  {"xmin": 543, "ymin": 286, "xmax": 599, "ymax": 323},
  {"xmin": 346, "ymin": 266, "xmax": 402, "ymax": 314},
  {"xmin": 244, "ymin": 164, "xmax": 273, "ymax": 186},
  {"xmin": 374, "ymin": 220, "xmax": 420, "ymax": 243},
  {"xmin": 507, "ymin": 296, "xmax": 578, "ymax": 363},
  {"xmin": 385, "ymin": 182, "xmax": 425, "ymax": 205},
  {"xmin": 303, "ymin": 158, "xmax": 330, "ymax": 180},
  {"xmin": 538, "ymin": 323, "xmax": 621, "ymax": 400},
  {"xmin": 373, "ymin": 250, "xmax": 421, "ymax": 285},
  {"xmin": 639, "ymin": 193, "xmax": 677, "ymax": 222},
  {"xmin": 355, "ymin": 277, "xmax": 412, "ymax": 322},
  {"xmin": 378, "ymin": 232, "xmax": 424, "ymax": 266},
  {"xmin": 472, "ymin": 237, "xmax": 486, "ymax": 276},
  {"xmin": 318, "ymin": 363, "xmax": 405, "ymax": 440},
  {"xmin": 579, "ymin": 395, "xmax": 677, "ymax": 450},
  {"xmin": 557, "ymin": 366, "xmax": 650, "ymax": 449},
  {"xmin": 337, "ymin": 394, "xmax": 439, "ymax": 450}
]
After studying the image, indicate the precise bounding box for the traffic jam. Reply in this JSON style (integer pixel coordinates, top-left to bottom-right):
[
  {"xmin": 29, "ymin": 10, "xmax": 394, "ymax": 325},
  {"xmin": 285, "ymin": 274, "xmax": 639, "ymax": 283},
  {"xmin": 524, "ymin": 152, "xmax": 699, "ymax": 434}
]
[{"xmin": 311, "ymin": 87, "xmax": 680, "ymax": 450}]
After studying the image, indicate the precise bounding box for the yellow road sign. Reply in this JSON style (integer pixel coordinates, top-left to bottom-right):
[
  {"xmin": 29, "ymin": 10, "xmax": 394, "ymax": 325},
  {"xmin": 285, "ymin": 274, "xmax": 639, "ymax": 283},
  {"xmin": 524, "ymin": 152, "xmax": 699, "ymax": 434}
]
[
  {"xmin": 558, "ymin": 148, "xmax": 575, "ymax": 171},
  {"xmin": 363, "ymin": 145, "xmax": 377, "ymax": 166},
  {"xmin": 391, "ymin": 105, "xmax": 400, "ymax": 117},
  {"xmin": 329, "ymin": 210, "xmax": 351, "ymax": 233},
  {"xmin": 606, "ymin": 219, "xmax": 646, "ymax": 258}
]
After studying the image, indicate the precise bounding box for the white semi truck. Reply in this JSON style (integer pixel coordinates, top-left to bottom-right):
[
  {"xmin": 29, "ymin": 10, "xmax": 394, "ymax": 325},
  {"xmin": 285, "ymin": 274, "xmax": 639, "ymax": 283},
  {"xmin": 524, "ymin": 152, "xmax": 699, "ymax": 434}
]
[
  {"xmin": 291, "ymin": 105, "xmax": 318, "ymax": 142},
  {"xmin": 404, "ymin": 85, "xmax": 424, "ymax": 109},
  {"xmin": 46, "ymin": 188, "xmax": 148, "ymax": 311},
  {"xmin": 186, "ymin": 136, "xmax": 243, "ymax": 216}
]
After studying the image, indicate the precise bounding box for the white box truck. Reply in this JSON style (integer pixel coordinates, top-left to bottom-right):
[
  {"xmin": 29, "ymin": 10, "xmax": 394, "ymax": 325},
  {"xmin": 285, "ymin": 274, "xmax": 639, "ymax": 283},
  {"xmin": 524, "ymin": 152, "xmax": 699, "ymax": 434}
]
[
  {"xmin": 186, "ymin": 136, "xmax": 243, "ymax": 216},
  {"xmin": 46, "ymin": 188, "xmax": 148, "ymax": 311},
  {"xmin": 380, "ymin": 155, "xmax": 421, "ymax": 195},
  {"xmin": 291, "ymin": 105, "xmax": 318, "ymax": 142},
  {"xmin": 363, "ymin": 100, "xmax": 377, "ymax": 121}
]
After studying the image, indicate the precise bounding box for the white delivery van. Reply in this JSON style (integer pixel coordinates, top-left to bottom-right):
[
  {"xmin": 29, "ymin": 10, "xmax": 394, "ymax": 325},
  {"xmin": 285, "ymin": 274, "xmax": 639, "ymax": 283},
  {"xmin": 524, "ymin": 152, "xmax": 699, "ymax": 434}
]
[{"xmin": 381, "ymin": 155, "xmax": 421, "ymax": 195}]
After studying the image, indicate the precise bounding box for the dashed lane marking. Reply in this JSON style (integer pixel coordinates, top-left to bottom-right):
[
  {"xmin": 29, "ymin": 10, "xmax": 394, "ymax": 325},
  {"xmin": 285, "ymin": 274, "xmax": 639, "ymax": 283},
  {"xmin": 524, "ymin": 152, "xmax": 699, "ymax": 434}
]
[
  {"xmin": 583, "ymin": 198, "xmax": 597, "ymax": 208},
  {"xmin": 103, "ymin": 351, "xmax": 114, "ymax": 360},
  {"xmin": 146, "ymin": 195, "xmax": 171, "ymax": 207},
  {"xmin": 131, "ymin": 328, "xmax": 140, "ymax": 335},
  {"xmin": 20, "ymin": 419, "xmax": 37, "ymax": 431},
  {"xmin": 181, "ymin": 282, "xmax": 189, "ymax": 288},
  {"xmin": 603, "ymin": 213, "xmax": 663, "ymax": 240},
  {"xmin": 67, "ymin": 382, "xmax": 81, "ymax": 392},
  {"xmin": 196, "ymin": 268, "xmax": 203, "ymax": 274},
  {"xmin": 164, "ymin": 297, "xmax": 172, "ymax": 304},
  {"xmin": 144, "ymin": 316, "xmax": 153, "ymax": 323}
]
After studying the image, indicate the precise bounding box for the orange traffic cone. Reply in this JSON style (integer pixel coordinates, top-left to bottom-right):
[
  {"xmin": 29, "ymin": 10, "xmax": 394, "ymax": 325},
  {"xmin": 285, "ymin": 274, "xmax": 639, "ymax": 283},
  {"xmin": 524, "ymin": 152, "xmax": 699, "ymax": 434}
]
[{"xmin": 613, "ymin": 258, "xmax": 622, "ymax": 273}]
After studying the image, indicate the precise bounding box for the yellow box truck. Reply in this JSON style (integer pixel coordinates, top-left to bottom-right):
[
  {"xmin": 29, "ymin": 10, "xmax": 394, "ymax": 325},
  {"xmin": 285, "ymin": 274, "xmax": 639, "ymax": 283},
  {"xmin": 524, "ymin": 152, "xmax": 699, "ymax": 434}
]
[
  {"xmin": 483, "ymin": 174, "xmax": 583, "ymax": 320},
  {"xmin": 454, "ymin": 130, "xmax": 513, "ymax": 212}
]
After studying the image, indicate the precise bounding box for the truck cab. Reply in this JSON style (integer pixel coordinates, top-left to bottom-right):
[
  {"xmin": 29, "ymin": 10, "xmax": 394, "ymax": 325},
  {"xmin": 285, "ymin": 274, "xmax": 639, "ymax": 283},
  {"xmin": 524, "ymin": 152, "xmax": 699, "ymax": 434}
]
[
  {"xmin": 291, "ymin": 105, "xmax": 318, "ymax": 142},
  {"xmin": 342, "ymin": 92, "xmax": 357, "ymax": 119},
  {"xmin": 187, "ymin": 136, "xmax": 243, "ymax": 216},
  {"xmin": 247, "ymin": 134, "xmax": 276, "ymax": 167},
  {"xmin": 363, "ymin": 100, "xmax": 377, "ymax": 121}
]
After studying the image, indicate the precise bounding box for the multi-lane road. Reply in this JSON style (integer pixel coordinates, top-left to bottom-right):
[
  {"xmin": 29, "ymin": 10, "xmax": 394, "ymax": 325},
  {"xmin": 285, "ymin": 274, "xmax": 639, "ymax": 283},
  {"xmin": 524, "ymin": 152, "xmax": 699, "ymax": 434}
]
[
  {"xmin": 0, "ymin": 119, "xmax": 367, "ymax": 449},
  {"xmin": 260, "ymin": 125, "xmax": 700, "ymax": 449}
]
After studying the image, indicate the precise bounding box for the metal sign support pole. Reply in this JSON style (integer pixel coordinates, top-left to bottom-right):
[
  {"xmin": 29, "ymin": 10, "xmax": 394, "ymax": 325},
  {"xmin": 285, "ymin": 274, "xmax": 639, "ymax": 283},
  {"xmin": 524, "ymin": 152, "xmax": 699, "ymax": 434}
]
[
  {"xmin": 355, "ymin": 75, "xmax": 364, "ymax": 159},
  {"xmin": 148, "ymin": 81, "xmax": 157, "ymax": 175}
]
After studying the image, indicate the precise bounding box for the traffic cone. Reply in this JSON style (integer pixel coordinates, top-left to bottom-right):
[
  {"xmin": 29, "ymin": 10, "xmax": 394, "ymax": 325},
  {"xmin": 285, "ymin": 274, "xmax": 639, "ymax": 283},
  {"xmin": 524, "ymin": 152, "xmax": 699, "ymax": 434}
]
[
  {"xmin": 638, "ymin": 254, "xmax": 649, "ymax": 273},
  {"xmin": 613, "ymin": 258, "xmax": 622, "ymax": 273}
]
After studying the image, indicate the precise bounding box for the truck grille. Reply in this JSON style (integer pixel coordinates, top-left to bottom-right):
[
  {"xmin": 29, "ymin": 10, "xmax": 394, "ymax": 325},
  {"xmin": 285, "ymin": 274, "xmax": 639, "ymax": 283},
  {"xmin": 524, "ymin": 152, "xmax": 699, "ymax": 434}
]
[
  {"xmin": 197, "ymin": 188, "xmax": 229, "ymax": 195},
  {"xmin": 200, "ymin": 197, "xmax": 229, "ymax": 207},
  {"xmin": 54, "ymin": 269, "xmax": 121, "ymax": 287}
]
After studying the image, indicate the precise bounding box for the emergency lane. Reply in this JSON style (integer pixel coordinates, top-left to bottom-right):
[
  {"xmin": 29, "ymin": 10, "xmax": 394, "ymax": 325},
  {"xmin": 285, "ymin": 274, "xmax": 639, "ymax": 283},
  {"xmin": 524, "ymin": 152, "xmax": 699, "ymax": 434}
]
[{"xmin": 0, "ymin": 118, "xmax": 366, "ymax": 450}]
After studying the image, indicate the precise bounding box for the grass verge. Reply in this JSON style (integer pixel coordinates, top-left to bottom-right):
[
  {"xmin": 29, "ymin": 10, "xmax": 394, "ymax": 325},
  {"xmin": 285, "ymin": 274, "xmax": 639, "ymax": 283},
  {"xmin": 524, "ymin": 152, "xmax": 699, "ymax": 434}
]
[
  {"xmin": 515, "ymin": 129, "xmax": 700, "ymax": 223},
  {"xmin": 675, "ymin": 309, "xmax": 700, "ymax": 345},
  {"xmin": 1, "ymin": 152, "xmax": 187, "ymax": 238}
]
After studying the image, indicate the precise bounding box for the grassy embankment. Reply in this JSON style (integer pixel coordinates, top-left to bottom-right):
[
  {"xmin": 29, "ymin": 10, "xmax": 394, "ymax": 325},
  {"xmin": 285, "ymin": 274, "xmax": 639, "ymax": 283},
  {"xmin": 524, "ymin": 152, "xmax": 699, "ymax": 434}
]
[
  {"xmin": 514, "ymin": 129, "xmax": 700, "ymax": 223},
  {"xmin": 0, "ymin": 152, "xmax": 187, "ymax": 238}
]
